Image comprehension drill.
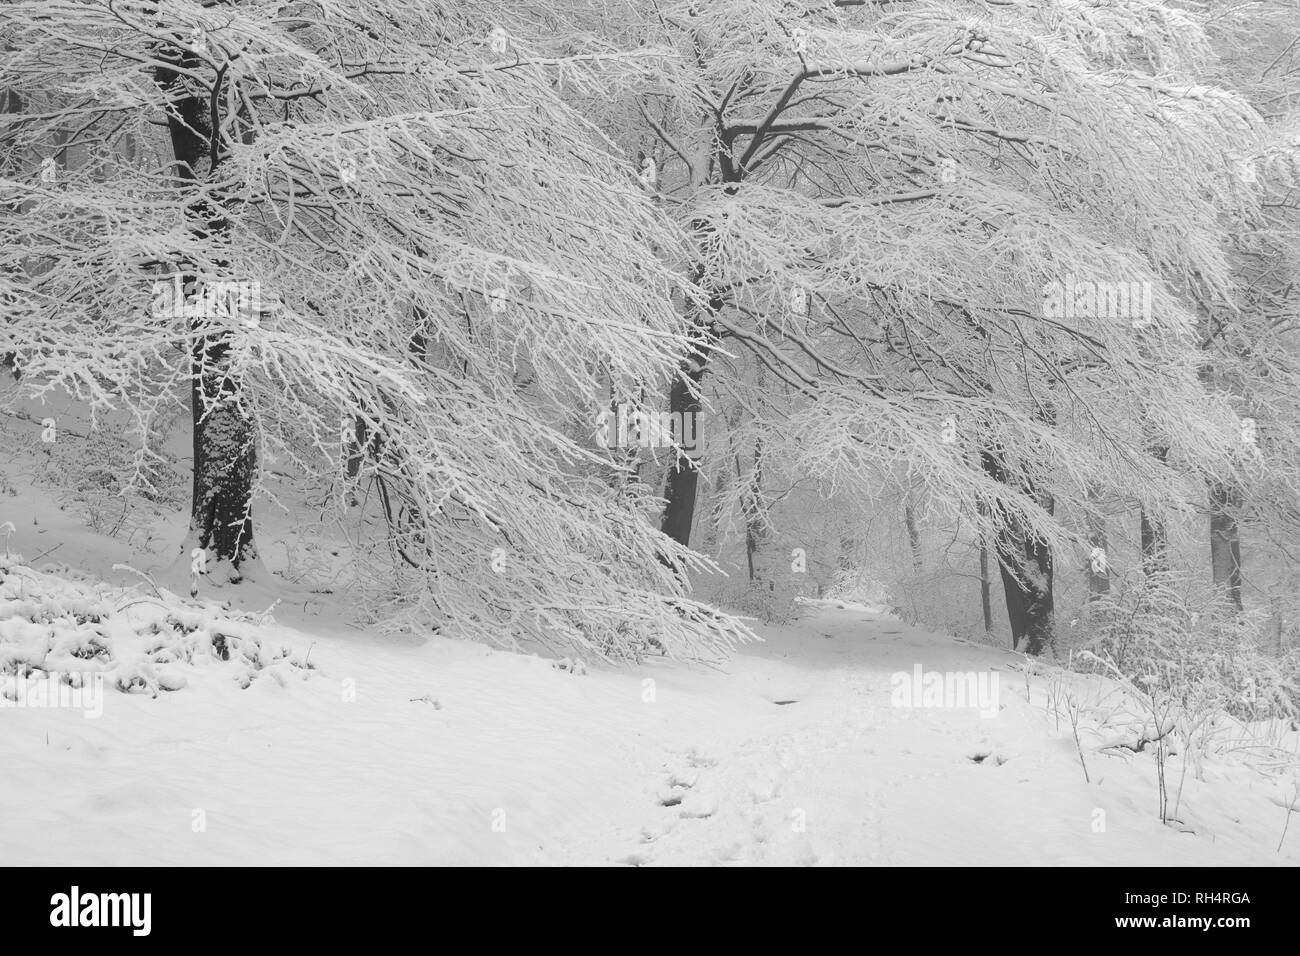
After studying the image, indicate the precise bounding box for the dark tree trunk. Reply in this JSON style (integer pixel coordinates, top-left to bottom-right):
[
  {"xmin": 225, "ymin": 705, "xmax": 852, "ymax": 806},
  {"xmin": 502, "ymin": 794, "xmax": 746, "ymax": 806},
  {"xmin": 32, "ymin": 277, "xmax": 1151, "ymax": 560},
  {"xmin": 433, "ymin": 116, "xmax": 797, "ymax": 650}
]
[
  {"xmin": 981, "ymin": 449, "xmax": 1054, "ymax": 655},
  {"xmin": 659, "ymin": 299, "xmax": 716, "ymax": 549},
  {"xmin": 154, "ymin": 26, "xmax": 257, "ymax": 570},
  {"xmin": 1209, "ymin": 480, "xmax": 1243, "ymax": 611},
  {"xmin": 190, "ymin": 361, "xmax": 257, "ymax": 566},
  {"xmin": 660, "ymin": 367, "xmax": 704, "ymax": 547},
  {"xmin": 659, "ymin": 176, "xmax": 730, "ymax": 551}
]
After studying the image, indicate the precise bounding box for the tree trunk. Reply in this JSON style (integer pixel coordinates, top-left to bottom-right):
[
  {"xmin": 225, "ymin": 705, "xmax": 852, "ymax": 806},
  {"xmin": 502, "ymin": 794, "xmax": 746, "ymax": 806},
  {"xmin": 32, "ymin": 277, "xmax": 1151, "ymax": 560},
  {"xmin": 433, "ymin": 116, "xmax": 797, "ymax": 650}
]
[
  {"xmin": 904, "ymin": 500, "xmax": 923, "ymax": 572},
  {"xmin": 190, "ymin": 362, "xmax": 257, "ymax": 567},
  {"xmin": 659, "ymin": 369, "xmax": 704, "ymax": 547},
  {"xmin": 154, "ymin": 27, "xmax": 257, "ymax": 571},
  {"xmin": 1085, "ymin": 499, "xmax": 1110, "ymax": 601},
  {"xmin": 740, "ymin": 364, "xmax": 771, "ymax": 584},
  {"xmin": 1208, "ymin": 480, "xmax": 1243, "ymax": 611},
  {"xmin": 659, "ymin": 301, "xmax": 715, "ymax": 548},
  {"xmin": 981, "ymin": 449, "xmax": 1054, "ymax": 654},
  {"xmin": 659, "ymin": 173, "xmax": 730, "ymax": 551},
  {"xmin": 739, "ymin": 432, "xmax": 771, "ymax": 584},
  {"xmin": 978, "ymin": 502, "xmax": 993, "ymax": 633},
  {"xmin": 704, "ymin": 410, "xmax": 740, "ymax": 554},
  {"xmin": 1139, "ymin": 508, "xmax": 1167, "ymax": 575},
  {"xmin": 1, "ymin": 80, "xmax": 21, "ymax": 377},
  {"xmin": 1140, "ymin": 444, "xmax": 1169, "ymax": 577}
]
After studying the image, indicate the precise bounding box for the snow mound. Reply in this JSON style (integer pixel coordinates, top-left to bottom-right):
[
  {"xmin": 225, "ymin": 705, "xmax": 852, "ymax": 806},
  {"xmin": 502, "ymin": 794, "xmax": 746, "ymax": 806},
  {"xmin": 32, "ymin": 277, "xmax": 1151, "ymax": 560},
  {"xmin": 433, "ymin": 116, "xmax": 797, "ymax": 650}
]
[{"xmin": 0, "ymin": 556, "xmax": 315, "ymax": 699}]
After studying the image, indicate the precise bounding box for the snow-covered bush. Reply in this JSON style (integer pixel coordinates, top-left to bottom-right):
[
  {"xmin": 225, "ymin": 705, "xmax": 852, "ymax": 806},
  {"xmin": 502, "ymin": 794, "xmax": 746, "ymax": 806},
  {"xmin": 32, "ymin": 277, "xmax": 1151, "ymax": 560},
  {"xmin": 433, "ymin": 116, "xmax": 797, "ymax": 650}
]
[
  {"xmin": 1063, "ymin": 570, "xmax": 1299, "ymax": 821},
  {"xmin": 1073, "ymin": 572, "xmax": 1298, "ymax": 725},
  {"xmin": 0, "ymin": 556, "xmax": 313, "ymax": 698}
]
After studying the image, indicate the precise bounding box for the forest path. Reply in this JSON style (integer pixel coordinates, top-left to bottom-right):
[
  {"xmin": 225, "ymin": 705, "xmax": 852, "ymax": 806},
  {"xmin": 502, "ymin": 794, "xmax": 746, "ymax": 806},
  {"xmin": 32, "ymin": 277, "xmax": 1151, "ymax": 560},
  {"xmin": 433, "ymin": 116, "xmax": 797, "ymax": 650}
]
[
  {"xmin": 560, "ymin": 603, "xmax": 1292, "ymax": 866},
  {"xmin": 1, "ymin": 572, "xmax": 1291, "ymax": 866}
]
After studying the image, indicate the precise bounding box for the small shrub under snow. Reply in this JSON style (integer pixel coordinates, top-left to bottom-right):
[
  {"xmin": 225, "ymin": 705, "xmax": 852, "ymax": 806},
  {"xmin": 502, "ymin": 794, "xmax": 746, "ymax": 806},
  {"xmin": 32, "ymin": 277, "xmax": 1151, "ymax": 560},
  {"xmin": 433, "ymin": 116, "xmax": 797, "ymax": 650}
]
[{"xmin": 0, "ymin": 556, "xmax": 315, "ymax": 700}]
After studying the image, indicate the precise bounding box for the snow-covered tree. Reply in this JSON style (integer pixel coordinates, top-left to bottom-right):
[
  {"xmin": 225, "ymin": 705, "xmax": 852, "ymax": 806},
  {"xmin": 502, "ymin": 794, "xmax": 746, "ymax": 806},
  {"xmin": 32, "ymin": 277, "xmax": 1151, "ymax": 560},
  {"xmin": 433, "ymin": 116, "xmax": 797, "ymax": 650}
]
[
  {"xmin": 0, "ymin": 0, "xmax": 752, "ymax": 660},
  {"xmin": 575, "ymin": 0, "xmax": 1274, "ymax": 652},
  {"xmin": 1195, "ymin": 0, "xmax": 1300, "ymax": 617}
]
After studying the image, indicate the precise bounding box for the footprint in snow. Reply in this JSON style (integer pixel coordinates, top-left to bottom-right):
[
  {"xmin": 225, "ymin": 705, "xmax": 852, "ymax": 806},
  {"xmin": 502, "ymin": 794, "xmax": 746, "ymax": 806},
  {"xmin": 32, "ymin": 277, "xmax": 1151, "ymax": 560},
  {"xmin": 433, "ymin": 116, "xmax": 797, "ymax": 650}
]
[
  {"xmin": 678, "ymin": 793, "xmax": 718, "ymax": 819},
  {"xmin": 658, "ymin": 766, "xmax": 700, "ymax": 806}
]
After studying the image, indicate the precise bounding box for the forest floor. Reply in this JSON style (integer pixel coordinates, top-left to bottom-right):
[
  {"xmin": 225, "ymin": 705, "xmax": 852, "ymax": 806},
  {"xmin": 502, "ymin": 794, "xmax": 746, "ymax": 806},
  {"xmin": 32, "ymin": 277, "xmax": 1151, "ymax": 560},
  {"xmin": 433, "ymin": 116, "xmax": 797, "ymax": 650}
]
[
  {"xmin": 1, "ymin": 564, "xmax": 1296, "ymax": 865},
  {"xmin": 0, "ymin": 401, "xmax": 1297, "ymax": 865}
]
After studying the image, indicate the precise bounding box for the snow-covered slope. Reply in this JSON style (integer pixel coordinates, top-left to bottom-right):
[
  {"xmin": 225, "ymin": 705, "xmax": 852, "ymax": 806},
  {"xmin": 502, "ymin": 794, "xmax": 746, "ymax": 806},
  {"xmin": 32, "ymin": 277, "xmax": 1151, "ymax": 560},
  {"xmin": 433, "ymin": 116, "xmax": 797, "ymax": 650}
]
[{"xmin": 1, "ymin": 554, "xmax": 1295, "ymax": 866}]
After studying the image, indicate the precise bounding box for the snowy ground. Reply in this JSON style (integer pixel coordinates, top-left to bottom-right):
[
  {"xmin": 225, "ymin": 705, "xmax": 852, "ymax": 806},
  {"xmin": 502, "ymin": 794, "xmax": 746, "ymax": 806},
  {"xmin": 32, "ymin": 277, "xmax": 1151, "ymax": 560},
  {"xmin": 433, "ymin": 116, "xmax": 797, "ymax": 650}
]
[
  {"xmin": 1, "ymin": 570, "xmax": 1296, "ymax": 866},
  {"xmin": 0, "ymin": 403, "xmax": 1297, "ymax": 866}
]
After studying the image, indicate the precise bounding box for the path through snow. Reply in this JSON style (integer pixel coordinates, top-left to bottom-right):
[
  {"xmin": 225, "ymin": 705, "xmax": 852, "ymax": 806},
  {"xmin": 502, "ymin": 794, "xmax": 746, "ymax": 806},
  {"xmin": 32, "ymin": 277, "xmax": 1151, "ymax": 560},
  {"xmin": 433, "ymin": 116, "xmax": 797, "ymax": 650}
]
[{"xmin": 1, "ymin": 583, "xmax": 1294, "ymax": 866}]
